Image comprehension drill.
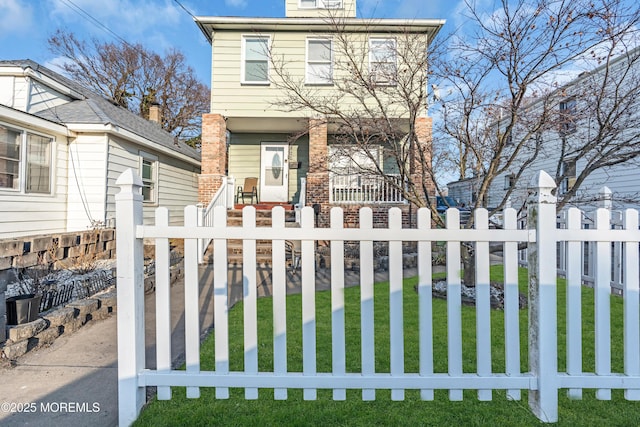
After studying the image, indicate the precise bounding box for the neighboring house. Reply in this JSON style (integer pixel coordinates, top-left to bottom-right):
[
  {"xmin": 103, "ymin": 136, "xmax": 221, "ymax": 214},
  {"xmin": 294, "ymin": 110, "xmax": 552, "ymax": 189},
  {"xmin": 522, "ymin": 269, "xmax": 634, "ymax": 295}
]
[
  {"xmin": 447, "ymin": 176, "xmax": 480, "ymax": 208},
  {"xmin": 0, "ymin": 60, "xmax": 201, "ymax": 238},
  {"xmin": 194, "ymin": 0, "xmax": 444, "ymax": 226},
  {"xmin": 449, "ymin": 46, "xmax": 640, "ymax": 214}
]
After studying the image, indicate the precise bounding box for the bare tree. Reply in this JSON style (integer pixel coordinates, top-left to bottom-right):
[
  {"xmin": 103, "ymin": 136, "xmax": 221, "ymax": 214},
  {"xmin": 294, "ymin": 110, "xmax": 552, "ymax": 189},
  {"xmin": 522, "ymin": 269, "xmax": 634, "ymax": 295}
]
[
  {"xmin": 430, "ymin": 0, "xmax": 640, "ymax": 284},
  {"xmin": 268, "ymin": 14, "xmax": 440, "ymax": 217},
  {"xmin": 48, "ymin": 30, "xmax": 209, "ymax": 145},
  {"xmin": 433, "ymin": 0, "xmax": 640, "ymax": 213}
]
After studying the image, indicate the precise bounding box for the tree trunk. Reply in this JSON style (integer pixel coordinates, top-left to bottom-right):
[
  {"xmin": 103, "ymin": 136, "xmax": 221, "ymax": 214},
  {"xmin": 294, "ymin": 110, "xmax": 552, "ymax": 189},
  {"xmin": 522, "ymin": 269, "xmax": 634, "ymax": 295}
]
[{"xmin": 461, "ymin": 242, "xmax": 476, "ymax": 286}]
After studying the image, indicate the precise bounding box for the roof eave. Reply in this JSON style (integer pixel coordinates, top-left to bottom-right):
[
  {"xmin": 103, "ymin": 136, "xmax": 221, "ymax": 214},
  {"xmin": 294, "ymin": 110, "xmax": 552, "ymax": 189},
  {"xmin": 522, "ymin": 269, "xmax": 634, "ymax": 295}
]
[
  {"xmin": 66, "ymin": 123, "xmax": 201, "ymax": 167},
  {"xmin": 194, "ymin": 16, "xmax": 446, "ymax": 43}
]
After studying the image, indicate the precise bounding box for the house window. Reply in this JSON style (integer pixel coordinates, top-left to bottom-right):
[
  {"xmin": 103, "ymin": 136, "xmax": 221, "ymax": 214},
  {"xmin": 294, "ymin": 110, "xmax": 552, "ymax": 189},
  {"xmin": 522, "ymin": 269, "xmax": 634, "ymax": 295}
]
[
  {"xmin": 559, "ymin": 98, "xmax": 577, "ymax": 135},
  {"xmin": 0, "ymin": 124, "xmax": 52, "ymax": 194},
  {"xmin": 242, "ymin": 36, "xmax": 270, "ymax": 84},
  {"xmin": 560, "ymin": 158, "xmax": 576, "ymax": 194},
  {"xmin": 26, "ymin": 134, "xmax": 51, "ymax": 194},
  {"xmin": 369, "ymin": 38, "xmax": 397, "ymax": 85},
  {"xmin": 300, "ymin": 0, "xmax": 342, "ymax": 8},
  {"xmin": 504, "ymin": 174, "xmax": 516, "ymax": 190},
  {"xmin": 140, "ymin": 154, "xmax": 158, "ymax": 203},
  {"xmin": 306, "ymin": 39, "xmax": 333, "ymax": 84}
]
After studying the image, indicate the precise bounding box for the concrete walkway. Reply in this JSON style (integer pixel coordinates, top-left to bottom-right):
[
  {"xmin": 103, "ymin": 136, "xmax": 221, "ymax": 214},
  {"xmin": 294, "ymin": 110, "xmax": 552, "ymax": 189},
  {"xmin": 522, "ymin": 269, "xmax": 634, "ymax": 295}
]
[{"xmin": 0, "ymin": 263, "xmax": 424, "ymax": 427}]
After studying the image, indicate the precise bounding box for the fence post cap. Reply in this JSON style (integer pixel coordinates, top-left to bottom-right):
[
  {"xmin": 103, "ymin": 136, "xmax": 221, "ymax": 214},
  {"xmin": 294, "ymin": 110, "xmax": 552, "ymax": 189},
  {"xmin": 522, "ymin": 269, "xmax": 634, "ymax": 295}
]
[
  {"xmin": 528, "ymin": 170, "xmax": 556, "ymax": 190},
  {"xmin": 528, "ymin": 170, "xmax": 556, "ymax": 204},
  {"xmin": 115, "ymin": 169, "xmax": 143, "ymax": 189}
]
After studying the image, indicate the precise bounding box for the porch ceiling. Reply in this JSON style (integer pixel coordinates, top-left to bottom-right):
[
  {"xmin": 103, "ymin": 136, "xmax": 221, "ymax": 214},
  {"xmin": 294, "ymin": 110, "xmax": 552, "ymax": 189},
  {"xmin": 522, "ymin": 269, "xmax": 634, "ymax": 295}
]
[{"xmin": 226, "ymin": 117, "xmax": 308, "ymax": 134}]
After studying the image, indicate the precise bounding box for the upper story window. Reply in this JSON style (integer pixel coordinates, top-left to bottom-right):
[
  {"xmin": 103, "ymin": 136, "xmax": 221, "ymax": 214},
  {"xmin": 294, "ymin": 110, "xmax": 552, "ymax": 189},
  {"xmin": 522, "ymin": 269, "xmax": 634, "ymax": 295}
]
[
  {"xmin": 504, "ymin": 173, "xmax": 516, "ymax": 190},
  {"xmin": 242, "ymin": 36, "xmax": 270, "ymax": 85},
  {"xmin": 559, "ymin": 158, "xmax": 576, "ymax": 194},
  {"xmin": 140, "ymin": 152, "xmax": 158, "ymax": 204},
  {"xmin": 306, "ymin": 38, "xmax": 333, "ymax": 85},
  {"xmin": 559, "ymin": 97, "xmax": 577, "ymax": 135},
  {"xmin": 0, "ymin": 124, "xmax": 52, "ymax": 194},
  {"xmin": 369, "ymin": 38, "xmax": 397, "ymax": 85},
  {"xmin": 300, "ymin": 0, "xmax": 343, "ymax": 8}
]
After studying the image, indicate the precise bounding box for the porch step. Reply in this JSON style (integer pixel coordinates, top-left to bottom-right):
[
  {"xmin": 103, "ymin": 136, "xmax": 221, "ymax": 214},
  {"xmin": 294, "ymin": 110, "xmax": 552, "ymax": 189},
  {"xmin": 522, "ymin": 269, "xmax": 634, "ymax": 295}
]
[
  {"xmin": 234, "ymin": 202, "xmax": 295, "ymax": 211},
  {"xmin": 203, "ymin": 208, "xmax": 296, "ymax": 263}
]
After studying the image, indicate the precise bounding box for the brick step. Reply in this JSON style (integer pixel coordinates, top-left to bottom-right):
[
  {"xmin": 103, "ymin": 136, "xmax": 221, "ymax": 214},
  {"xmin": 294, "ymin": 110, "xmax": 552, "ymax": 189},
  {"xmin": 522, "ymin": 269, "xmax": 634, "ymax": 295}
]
[{"xmin": 234, "ymin": 203, "xmax": 295, "ymax": 211}]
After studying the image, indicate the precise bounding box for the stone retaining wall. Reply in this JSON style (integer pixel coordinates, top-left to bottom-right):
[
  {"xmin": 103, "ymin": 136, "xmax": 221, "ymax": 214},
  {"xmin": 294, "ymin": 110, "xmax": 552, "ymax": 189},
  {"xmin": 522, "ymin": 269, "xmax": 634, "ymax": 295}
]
[
  {"xmin": 1, "ymin": 289, "xmax": 116, "ymax": 360},
  {"xmin": 0, "ymin": 229, "xmax": 116, "ymax": 345}
]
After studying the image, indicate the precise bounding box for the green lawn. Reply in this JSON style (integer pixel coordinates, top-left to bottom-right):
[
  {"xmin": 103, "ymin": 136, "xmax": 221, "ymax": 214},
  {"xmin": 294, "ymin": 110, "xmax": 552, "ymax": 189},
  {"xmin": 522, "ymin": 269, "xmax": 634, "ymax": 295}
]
[{"xmin": 134, "ymin": 267, "xmax": 640, "ymax": 426}]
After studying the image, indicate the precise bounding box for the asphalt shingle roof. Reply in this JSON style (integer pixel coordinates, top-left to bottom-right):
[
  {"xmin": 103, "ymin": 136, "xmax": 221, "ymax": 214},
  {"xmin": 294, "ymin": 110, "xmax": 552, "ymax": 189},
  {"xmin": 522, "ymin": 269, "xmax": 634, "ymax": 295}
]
[{"xmin": 0, "ymin": 59, "xmax": 201, "ymax": 162}]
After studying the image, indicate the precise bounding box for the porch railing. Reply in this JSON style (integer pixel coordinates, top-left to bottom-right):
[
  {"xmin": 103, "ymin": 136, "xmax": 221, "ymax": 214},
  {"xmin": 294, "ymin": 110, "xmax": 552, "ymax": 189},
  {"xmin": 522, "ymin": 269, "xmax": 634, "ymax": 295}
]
[
  {"xmin": 329, "ymin": 173, "xmax": 406, "ymax": 204},
  {"xmin": 197, "ymin": 176, "xmax": 235, "ymax": 263}
]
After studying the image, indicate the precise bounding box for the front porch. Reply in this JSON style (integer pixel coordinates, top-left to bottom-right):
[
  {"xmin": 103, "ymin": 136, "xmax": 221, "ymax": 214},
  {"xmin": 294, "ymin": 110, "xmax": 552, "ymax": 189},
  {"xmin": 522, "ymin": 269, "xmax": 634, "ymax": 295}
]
[{"xmin": 198, "ymin": 114, "xmax": 433, "ymax": 227}]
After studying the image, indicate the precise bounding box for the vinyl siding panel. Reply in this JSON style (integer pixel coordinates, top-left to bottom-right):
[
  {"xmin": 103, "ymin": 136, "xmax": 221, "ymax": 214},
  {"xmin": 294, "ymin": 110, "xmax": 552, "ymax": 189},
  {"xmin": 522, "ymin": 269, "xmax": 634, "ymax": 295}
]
[
  {"xmin": 65, "ymin": 134, "xmax": 108, "ymax": 231},
  {"xmin": 285, "ymin": 0, "xmax": 356, "ymax": 18},
  {"xmin": 211, "ymin": 30, "xmax": 415, "ymax": 119},
  {"xmin": 106, "ymin": 137, "xmax": 199, "ymax": 226},
  {"xmin": 28, "ymin": 80, "xmax": 72, "ymax": 114},
  {"xmin": 0, "ymin": 133, "xmax": 68, "ymax": 238},
  {"xmin": 228, "ymin": 133, "xmax": 309, "ymax": 203},
  {"xmin": 0, "ymin": 76, "xmax": 25, "ymax": 109}
]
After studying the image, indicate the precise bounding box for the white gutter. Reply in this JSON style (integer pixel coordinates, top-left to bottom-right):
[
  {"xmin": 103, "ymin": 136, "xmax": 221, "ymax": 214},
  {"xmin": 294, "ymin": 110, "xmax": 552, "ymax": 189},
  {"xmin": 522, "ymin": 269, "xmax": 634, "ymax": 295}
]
[
  {"xmin": 195, "ymin": 16, "xmax": 446, "ymax": 42},
  {"xmin": 65, "ymin": 122, "xmax": 201, "ymax": 167},
  {"xmin": 0, "ymin": 104, "xmax": 72, "ymax": 135}
]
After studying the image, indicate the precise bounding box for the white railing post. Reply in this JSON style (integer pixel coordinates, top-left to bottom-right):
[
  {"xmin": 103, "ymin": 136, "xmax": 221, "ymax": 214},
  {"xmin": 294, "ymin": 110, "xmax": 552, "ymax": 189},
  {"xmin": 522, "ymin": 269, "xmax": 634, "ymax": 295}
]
[
  {"xmin": 527, "ymin": 170, "xmax": 559, "ymax": 422},
  {"xmin": 115, "ymin": 169, "xmax": 146, "ymax": 427},
  {"xmin": 227, "ymin": 176, "xmax": 236, "ymax": 207},
  {"xmin": 197, "ymin": 203, "xmax": 204, "ymax": 264}
]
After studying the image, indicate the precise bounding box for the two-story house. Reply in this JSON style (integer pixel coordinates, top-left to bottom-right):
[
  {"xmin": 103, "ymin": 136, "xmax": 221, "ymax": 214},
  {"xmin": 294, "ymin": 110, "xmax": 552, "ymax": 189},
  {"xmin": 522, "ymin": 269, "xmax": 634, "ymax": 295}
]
[
  {"xmin": 194, "ymin": 0, "xmax": 444, "ymax": 226},
  {"xmin": 0, "ymin": 60, "xmax": 201, "ymax": 238},
  {"xmin": 475, "ymin": 46, "xmax": 640, "ymax": 214}
]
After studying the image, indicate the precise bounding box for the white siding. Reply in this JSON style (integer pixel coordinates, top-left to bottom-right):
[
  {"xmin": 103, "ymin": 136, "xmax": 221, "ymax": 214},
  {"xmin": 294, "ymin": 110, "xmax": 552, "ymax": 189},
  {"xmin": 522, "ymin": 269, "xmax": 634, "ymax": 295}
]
[
  {"xmin": 0, "ymin": 131, "xmax": 68, "ymax": 238},
  {"xmin": 0, "ymin": 76, "xmax": 25, "ymax": 109},
  {"xmin": 27, "ymin": 80, "xmax": 72, "ymax": 114},
  {"xmin": 285, "ymin": 0, "xmax": 356, "ymax": 18},
  {"xmin": 66, "ymin": 134, "xmax": 109, "ymax": 231},
  {"xmin": 106, "ymin": 137, "xmax": 199, "ymax": 226}
]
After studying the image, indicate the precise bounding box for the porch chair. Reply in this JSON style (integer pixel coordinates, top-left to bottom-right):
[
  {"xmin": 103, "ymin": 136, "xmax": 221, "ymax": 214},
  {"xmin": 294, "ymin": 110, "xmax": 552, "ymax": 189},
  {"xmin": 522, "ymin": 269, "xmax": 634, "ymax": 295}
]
[{"xmin": 236, "ymin": 177, "xmax": 259, "ymax": 204}]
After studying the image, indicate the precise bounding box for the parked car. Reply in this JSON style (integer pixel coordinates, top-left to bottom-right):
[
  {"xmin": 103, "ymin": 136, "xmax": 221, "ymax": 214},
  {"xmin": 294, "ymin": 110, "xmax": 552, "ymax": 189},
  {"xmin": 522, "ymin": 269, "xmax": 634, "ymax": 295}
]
[{"xmin": 436, "ymin": 196, "xmax": 469, "ymax": 213}]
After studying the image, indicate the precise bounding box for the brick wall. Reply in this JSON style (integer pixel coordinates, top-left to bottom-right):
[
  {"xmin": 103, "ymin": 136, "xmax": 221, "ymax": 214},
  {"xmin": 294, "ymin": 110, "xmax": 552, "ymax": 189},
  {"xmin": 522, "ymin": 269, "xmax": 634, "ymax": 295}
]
[
  {"xmin": 411, "ymin": 116, "xmax": 435, "ymax": 204},
  {"xmin": 199, "ymin": 113, "xmax": 227, "ymax": 204}
]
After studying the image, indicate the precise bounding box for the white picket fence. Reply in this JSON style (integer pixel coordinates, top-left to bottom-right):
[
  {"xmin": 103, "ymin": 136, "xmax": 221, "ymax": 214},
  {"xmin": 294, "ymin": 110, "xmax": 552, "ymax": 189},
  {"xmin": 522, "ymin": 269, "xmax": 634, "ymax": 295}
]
[{"xmin": 115, "ymin": 169, "xmax": 640, "ymax": 426}]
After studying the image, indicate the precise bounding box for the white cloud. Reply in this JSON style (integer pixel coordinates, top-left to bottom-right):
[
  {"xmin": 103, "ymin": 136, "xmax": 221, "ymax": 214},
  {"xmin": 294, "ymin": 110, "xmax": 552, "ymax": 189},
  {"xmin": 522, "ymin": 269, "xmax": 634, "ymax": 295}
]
[
  {"xmin": 225, "ymin": 0, "xmax": 247, "ymax": 8},
  {"xmin": 0, "ymin": 0, "xmax": 33, "ymax": 35}
]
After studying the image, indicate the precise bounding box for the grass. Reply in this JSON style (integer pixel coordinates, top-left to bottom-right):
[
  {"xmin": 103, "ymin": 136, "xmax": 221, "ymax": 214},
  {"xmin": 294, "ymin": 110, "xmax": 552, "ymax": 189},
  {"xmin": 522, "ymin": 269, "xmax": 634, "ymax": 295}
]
[{"xmin": 134, "ymin": 266, "xmax": 640, "ymax": 426}]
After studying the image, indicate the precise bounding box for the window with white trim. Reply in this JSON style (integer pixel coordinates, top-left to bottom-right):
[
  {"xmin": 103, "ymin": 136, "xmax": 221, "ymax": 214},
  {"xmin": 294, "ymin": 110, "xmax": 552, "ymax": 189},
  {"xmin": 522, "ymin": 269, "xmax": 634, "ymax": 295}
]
[
  {"xmin": 504, "ymin": 173, "xmax": 516, "ymax": 190},
  {"xmin": 559, "ymin": 97, "xmax": 577, "ymax": 135},
  {"xmin": 559, "ymin": 158, "xmax": 576, "ymax": 194},
  {"xmin": 242, "ymin": 36, "xmax": 270, "ymax": 84},
  {"xmin": 300, "ymin": 0, "xmax": 342, "ymax": 8},
  {"xmin": 140, "ymin": 153, "xmax": 158, "ymax": 203},
  {"xmin": 0, "ymin": 124, "xmax": 52, "ymax": 194},
  {"xmin": 369, "ymin": 38, "xmax": 397, "ymax": 85},
  {"xmin": 306, "ymin": 38, "xmax": 333, "ymax": 84}
]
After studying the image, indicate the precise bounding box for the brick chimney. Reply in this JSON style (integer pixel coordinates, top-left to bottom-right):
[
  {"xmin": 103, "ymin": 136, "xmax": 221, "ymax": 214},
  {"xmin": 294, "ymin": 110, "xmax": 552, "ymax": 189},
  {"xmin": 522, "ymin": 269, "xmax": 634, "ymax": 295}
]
[{"xmin": 149, "ymin": 103, "xmax": 161, "ymax": 124}]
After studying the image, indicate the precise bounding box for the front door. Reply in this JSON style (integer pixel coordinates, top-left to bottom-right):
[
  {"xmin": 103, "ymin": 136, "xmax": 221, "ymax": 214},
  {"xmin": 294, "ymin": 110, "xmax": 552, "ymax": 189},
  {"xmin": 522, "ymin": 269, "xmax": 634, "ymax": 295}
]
[{"xmin": 260, "ymin": 142, "xmax": 289, "ymax": 202}]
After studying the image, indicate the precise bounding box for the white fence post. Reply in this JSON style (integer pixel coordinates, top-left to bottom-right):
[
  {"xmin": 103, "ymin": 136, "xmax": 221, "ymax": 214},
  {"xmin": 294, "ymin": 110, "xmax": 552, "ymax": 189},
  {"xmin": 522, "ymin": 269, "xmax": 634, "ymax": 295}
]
[
  {"xmin": 196, "ymin": 203, "xmax": 204, "ymax": 264},
  {"xmin": 115, "ymin": 169, "xmax": 146, "ymax": 427},
  {"xmin": 527, "ymin": 170, "xmax": 559, "ymax": 422}
]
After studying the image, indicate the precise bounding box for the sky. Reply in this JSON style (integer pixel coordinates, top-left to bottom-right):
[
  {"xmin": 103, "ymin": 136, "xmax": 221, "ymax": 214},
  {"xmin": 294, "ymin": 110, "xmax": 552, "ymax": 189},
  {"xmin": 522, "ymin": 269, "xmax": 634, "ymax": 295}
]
[{"xmin": 0, "ymin": 0, "xmax": 460, "ymax": 85}]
